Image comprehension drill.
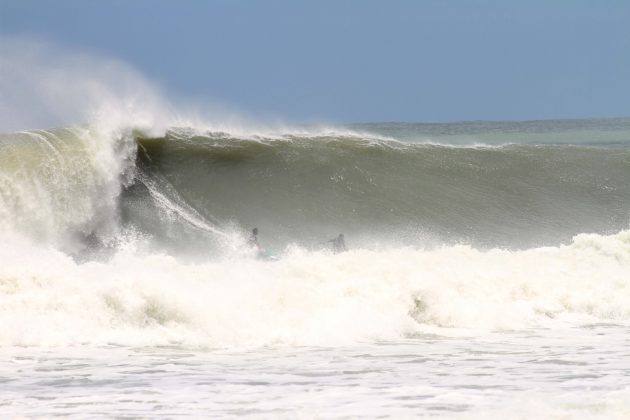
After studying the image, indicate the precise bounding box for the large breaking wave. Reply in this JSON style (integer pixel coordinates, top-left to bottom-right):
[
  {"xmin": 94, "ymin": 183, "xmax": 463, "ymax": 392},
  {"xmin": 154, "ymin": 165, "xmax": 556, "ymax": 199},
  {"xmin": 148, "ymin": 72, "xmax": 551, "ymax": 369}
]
[
  {"xmin": 1, "ymin": 38, "xmax": 629, "ymax": 348},
  {"xmin": 2, "ymin": 125, "xmax": 629, "ymax": 253},
  {"xmin": 131, "ymin": 128, "xmax": 630, "ymax": 251}
]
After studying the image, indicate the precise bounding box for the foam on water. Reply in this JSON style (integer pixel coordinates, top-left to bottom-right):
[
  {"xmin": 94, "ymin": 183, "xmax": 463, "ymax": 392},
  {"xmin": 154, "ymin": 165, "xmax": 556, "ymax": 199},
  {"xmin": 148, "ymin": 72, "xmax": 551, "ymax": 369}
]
[
  {"xmin": 2, "ymin": 328, "xmax": 630, "ymax": 418},
  {"xmin": 1, "ymin": 229, "xmax": 628, "ymax": 348}
]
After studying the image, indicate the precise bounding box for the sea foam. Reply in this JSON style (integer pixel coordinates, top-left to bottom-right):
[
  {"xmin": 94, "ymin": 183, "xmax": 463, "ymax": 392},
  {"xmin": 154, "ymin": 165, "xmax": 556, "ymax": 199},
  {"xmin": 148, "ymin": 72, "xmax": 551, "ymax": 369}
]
[{"xmin": 1, "ymin": 230, "xmax": 628, "ymax": 348}]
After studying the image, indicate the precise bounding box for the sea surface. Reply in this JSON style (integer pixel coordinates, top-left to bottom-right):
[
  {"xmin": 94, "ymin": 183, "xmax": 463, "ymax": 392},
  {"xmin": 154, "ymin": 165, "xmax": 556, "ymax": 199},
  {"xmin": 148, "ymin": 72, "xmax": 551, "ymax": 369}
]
[{"xmin": 1, "ymin": 118, "xmax": 630, "ymax": 418}]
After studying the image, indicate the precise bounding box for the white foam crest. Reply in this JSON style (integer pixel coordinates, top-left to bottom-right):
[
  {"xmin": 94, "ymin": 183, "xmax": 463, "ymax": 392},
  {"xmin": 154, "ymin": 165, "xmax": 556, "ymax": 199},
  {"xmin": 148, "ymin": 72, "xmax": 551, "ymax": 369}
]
[
  {"xmin": 0, "ymin": 127, "xmax": 135, "ymax": 248},
  {"xmin": 0, "ymin": 230, "xmax": 628, "ymax": 348},
  {"xmin": 412, "ymin": 139, "xmax": 518, "ymax": 149},
  {"xmin": 0, "ymin": 37, "xmax": 180, "ymax": 247},
  {"xmin": 166, "ymin": 122, "xmax": 398, "ymax": 144},
  {"xmin": 160, "ymin": 107, "xmax": 398, "ymax": 143}
]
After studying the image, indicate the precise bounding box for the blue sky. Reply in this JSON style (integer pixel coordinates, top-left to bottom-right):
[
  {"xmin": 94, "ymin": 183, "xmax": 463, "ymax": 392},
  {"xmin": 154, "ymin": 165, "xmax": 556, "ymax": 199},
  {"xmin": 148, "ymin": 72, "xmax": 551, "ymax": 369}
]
[{"xmin": 1, "ymin": 0, "xmax": 629, "ymax": 122}]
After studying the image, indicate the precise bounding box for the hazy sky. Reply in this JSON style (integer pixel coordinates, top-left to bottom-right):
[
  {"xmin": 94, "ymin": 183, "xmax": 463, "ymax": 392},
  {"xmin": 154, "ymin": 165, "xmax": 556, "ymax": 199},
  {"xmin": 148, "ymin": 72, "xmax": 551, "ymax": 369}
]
[{"xmin": 1, "ymin": 0, "xmax": 629, "ymax": 122}]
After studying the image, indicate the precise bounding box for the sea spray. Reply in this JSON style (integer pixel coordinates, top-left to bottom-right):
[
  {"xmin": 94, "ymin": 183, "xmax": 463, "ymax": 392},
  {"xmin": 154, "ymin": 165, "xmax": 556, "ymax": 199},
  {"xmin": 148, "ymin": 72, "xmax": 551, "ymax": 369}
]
[{"xmin": 0, "ymin": 127, "xmax": 138, "ymax": 250}]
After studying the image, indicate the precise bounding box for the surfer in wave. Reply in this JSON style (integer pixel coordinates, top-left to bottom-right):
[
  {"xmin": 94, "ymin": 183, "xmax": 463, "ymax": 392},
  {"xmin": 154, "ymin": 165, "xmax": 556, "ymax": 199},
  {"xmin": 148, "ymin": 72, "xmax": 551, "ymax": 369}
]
[
  {"xmin": 328, "ymin": 234, "xmax": 347, "ymax": 254},
  {"xmin": 248, "ymin": 228, "xmax": 261, "ymax": 250},
  {"xmin": 248, "ymin": 227, "xmax": 277, "ymax": 260}
]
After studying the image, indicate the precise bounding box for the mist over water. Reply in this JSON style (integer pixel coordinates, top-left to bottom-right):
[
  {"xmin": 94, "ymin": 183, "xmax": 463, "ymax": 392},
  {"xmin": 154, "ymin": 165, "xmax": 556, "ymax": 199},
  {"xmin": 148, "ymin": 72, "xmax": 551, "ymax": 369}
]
[{"xmin": 1, "ymin": 38, "xmax": 630, "ymax": 418}]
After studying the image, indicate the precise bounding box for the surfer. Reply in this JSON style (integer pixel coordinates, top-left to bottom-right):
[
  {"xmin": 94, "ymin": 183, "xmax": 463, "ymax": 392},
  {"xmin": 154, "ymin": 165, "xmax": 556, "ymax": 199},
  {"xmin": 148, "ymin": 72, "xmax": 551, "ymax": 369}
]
[
  {"xmin": 328, "ymin": 233, "xmax": 347, "ymax": 254},
  {"xmin": 248, "ymin": 228, "xmax": 261, "ymax": 250},
  {"xmin": 247, "ymin": 228, "xmax": 277, "ymax": 260}
]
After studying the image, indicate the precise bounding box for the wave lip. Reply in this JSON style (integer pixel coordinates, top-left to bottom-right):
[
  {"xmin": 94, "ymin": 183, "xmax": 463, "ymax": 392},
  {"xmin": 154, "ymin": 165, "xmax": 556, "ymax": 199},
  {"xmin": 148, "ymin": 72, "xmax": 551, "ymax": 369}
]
[
  {"xmin": 1, "ymin": 118, "xmax": 629, "ymax": 348},
  {"xmin": 0, "ymin": 127, "xmax": 137, "ymax": 250}
]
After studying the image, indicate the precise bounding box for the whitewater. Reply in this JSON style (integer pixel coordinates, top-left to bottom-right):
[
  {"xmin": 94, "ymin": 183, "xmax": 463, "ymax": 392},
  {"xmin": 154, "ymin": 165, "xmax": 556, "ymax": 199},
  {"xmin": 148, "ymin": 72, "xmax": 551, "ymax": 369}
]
[{"xmin": 1, "ymin": 40, "xmax": 630, "ymax": 418}]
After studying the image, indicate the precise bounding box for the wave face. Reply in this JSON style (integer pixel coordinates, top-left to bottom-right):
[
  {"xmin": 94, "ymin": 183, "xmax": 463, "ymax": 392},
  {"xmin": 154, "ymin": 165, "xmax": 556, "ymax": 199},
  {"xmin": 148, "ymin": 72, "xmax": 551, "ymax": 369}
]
[
  {"xmin": 127, "ymin": 125, "xmax": 630, "ymax": 253},
  {"xmin": 3, "ymin": 119, "xmax": 628, "ymax": 254},
  {"xmin": 1, "ymin": 118, "xmax": 629, "ymax": 347}
]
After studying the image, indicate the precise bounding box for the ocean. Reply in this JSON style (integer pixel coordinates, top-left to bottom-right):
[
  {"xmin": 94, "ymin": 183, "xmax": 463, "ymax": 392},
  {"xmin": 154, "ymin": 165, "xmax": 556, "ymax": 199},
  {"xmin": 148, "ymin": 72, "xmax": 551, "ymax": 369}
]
[{"xmin": 1, "ymin": 118, "xmax": 629, "ymax": 418}]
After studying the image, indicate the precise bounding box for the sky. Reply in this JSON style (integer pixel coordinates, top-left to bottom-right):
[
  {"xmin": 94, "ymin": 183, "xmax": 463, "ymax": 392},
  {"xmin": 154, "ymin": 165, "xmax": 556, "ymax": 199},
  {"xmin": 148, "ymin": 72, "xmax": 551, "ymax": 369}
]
[{"xmin": 1, "ymin": 0, "xmax": 629, "ymax": 123}]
